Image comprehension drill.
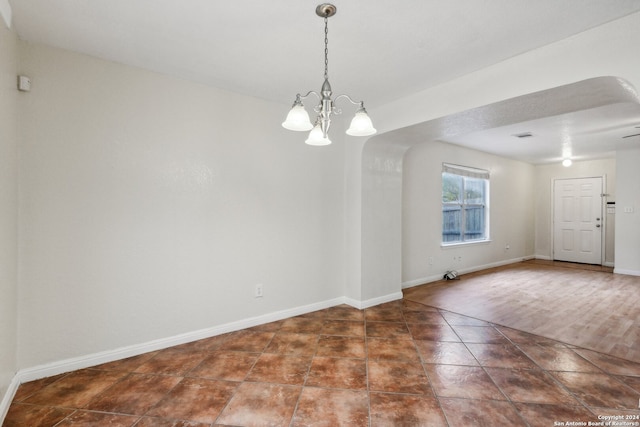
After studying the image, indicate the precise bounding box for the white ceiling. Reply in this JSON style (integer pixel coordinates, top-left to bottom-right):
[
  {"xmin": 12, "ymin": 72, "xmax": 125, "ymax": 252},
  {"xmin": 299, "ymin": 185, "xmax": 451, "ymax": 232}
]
[
  {"xmin": 9, "ymin": 0, "xmax": 640, "ymax": 164},
  {"xmin": 442, "ymin": 102, "xmax": 640, "ymax": 164}
]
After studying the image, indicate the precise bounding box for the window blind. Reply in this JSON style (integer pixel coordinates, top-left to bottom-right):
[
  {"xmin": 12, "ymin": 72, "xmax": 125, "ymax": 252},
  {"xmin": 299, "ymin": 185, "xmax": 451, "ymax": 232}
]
[{"xmin": 442, "ymin": 163, "xmax": 490, "ymax": 180}]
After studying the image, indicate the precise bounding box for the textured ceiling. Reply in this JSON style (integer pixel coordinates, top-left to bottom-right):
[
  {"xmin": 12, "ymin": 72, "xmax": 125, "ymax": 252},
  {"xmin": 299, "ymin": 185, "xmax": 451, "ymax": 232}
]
[
  {"xmin": 387, "ymin": 77, "xmax": 640, "ymax": 164},
  {"xmin": 10, "ymin": 0, "xmax": 640, "ymax": 106},
  {"xmin": 441, "ymin": 102, "xmax": 640, "ymax": 164},
  {"xmin": 8, "ymin": 0, "xmax": 640, "ymax": 163}
]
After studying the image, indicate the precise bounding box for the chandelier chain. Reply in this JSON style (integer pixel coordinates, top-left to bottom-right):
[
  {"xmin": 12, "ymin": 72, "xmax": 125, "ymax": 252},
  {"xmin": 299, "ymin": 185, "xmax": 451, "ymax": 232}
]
[{"xmin": 324, "ymin": 16, "xmax": 329, "ymax": 80}]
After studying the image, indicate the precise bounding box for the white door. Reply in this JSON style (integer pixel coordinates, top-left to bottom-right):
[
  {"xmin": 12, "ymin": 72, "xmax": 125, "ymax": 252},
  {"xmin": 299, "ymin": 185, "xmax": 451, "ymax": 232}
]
[{"xmin": 553, "ymin": 177, "xmax": 603, "ymax": 264}]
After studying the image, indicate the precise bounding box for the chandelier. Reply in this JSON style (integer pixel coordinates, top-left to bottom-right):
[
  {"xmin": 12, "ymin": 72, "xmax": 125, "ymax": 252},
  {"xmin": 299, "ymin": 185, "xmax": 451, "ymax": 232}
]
[{"xmin": 282, "ymin": 3, "xmax": 377, "ymax": 146}]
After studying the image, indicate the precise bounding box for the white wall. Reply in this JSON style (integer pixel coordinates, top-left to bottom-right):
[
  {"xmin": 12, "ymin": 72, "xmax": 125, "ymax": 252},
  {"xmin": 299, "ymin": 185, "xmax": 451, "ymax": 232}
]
[
  {"xmin": 403, "ymin": 142, "xmax": 535, "ymax": 286},
  {"xmin": 534, "ymin": 159, "xmax": 616, "ymax": 264},
  {"xmin": 0, "ymin": 20, "xmax": 18, "ymax": 405},
  {"xmin": 16, "ymin": 42, "xmax": 347, "ymax": 369},
  {"xmin": 615, "ymin": 148, "xmax": 640, "ymax": 275},
  {"xmin": 354, "ymin": 11, "xmax": 640, "ymax": 303},
  {"xmin": 343, "ymin": 139, "xmax": 365, "ymax": 303}
]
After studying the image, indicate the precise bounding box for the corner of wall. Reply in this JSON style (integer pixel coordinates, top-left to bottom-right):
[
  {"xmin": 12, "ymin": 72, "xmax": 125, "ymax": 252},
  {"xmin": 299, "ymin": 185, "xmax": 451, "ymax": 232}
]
[
  {"xmin": 0, "ymin": 15, "xmax": 19, "ymax": 425},
  {"xmin": 0, "ymin": 0, "xmax": 11, "ymax": 29}
]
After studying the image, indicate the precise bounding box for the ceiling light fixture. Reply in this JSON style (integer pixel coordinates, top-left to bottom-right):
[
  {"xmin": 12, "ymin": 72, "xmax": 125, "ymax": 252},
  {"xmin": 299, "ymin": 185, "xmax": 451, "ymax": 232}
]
[
  {"xmin": 562, "ymin": 158, "xmax": 573, "ymax": 167},
  {"xmin": 282, "ymin": 3, "xmax": 376, "ymax": 146}
]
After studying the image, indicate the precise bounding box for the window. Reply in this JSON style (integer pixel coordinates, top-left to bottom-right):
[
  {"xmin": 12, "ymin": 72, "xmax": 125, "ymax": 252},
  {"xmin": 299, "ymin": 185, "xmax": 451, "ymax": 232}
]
[{"xmin": 442, "ymin": 163, "xmax": 489, "ymax": 244}]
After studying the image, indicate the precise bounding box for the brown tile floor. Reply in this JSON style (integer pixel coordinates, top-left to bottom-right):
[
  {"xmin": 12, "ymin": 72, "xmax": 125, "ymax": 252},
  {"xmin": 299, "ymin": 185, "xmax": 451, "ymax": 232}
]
[{"xmin": 4, "ymin": 300, "xmax": 640, "ymax": 426}]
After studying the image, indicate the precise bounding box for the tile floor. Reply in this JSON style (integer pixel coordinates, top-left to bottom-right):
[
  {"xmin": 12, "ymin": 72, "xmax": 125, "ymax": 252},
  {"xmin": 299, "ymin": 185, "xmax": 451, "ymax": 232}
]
[{"xmin": 4, "ymin": 300, "xmax": 640, "ymax": 426}]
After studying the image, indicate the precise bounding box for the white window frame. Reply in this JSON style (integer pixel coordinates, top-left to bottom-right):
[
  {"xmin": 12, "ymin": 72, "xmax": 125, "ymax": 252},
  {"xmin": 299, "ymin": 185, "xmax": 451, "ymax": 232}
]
[{"xmin": 441, "ymin": 163, "xmax": 490, "ymax": 246}]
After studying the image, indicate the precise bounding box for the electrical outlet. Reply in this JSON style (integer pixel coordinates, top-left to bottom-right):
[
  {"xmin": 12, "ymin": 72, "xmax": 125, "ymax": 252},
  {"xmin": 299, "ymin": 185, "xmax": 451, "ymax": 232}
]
[
  {"xmin": 255, "ymin": 284, "xmax": 263, "ymax": 298},
  {"xmin": 428, "ymin": 256, "xmax": 434, "ymax": 265}
]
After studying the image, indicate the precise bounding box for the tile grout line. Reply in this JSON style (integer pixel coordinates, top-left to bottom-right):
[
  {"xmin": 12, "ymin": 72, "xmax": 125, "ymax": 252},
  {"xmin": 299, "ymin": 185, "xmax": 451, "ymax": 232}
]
[
  {"xmin": 480, "ymin": 323, "xmax": 547, "ymax": 427},
  {"xmin": 412, "ymin": 299, "xmax": 640, "ymax": 420},
  {"xmin": 441, "ymin": 308, "xmax": 528, "ymax": 426},
  {"xmin": 405, "ymin": 305, "xmax": 451, "ymax": 427},
  {"xmin": 447, "ymin": 306, "xmax": 602, "ymax": 424},
  {"xmin": 510, "ymin": 337, "xmax": 602, "ymax": 417},
  {"xmin": 287, "ymin": 313, "xmax": 324, "ymax": 427},
  {"xmin": 137, "ymin": 349, "xmax": 205, "ymax": 422},
  {"xmin": 502, "ymin": 326, "xmax": 640, "ymax": 415},
  {"xmin": 209, "ymin": 328, "xmax": 256, "ymax": 426}
]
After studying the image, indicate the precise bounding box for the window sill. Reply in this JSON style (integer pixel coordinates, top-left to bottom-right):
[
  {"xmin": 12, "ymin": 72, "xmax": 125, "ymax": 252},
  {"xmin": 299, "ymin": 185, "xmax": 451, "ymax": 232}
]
[{"xmin": 441, "ymin": 239, "xmax": 492, "ymax": 248}]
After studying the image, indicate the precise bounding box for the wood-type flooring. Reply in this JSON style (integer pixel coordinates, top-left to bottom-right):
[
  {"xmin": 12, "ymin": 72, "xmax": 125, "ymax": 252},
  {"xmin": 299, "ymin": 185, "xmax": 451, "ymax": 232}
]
[{"xmin": 404, "ymin": 259, "xmax": 640, "ymax": 363}]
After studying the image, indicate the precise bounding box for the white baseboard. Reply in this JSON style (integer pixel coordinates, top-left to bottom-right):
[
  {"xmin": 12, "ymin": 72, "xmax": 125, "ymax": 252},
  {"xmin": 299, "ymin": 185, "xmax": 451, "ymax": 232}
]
[
  {"xmin": 1, "ymin": 292, "xmax": 402, "ymax": 422},
  {"xmin": 401, "ymin": 256, "xmax": 533, "ymax": 289},
  {"xmin": 16, "ymin": 296, "xmax": 348, "ymax": 385},
  {"xmin": 401, "ymin": 274, "xmax": 444, "ymax": 289},
  {"xmin": 0, "ymin": 296, "xmax": 347, "ymax": 422},
  {"xmin": 0, "ymin": 376, "xmax": 20, "ymax": 424},
  {"xmin": 344, "ymin": 291, "xmax": 403, "ymax": 310},
  {"xmin": 613, "ymin": 268, "xmax": 640, "ymax": 277}
]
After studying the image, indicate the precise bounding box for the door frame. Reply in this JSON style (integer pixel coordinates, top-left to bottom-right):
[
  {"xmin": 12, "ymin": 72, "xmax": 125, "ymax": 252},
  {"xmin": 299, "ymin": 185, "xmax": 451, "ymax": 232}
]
[{"xmin": 550, "ymin": 175, "xmax": 607, "ymax": 265}]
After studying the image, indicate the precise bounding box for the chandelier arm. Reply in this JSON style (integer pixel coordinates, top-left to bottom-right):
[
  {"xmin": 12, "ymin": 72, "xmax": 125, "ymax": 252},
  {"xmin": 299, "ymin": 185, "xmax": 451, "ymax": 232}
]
[
  {"xmin": 333, "ymin": 94, "xmax": 364, "ymax": 107},
  {"xmin": 295, "ymin": 91, "xmax": 321, "ymax": 102}
]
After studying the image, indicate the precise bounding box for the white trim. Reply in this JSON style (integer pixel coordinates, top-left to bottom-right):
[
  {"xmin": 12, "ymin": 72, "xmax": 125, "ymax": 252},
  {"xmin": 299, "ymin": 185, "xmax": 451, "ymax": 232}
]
[
  {"xmin": 1, "ymin": 291, "xmax": 399, "ymax": 418},
  {"xmin": 401, "ymin": 256, "xmax": 534, "ymax": 289},
  {"xmin": 0, "ymin": 0, "xmax": 11, "ymax": 29},
  {"xmin": 441, "ymin": 239, "xmax": 492, "ymax": 248},
  {"xmin": 0, "ymin": 294, "xmax": 380, "ymax": 422},
  {"xmin": 603, "ymin": 261, "xmax": 614, "ymax": 268},
  {"xmin": 345, "ymin": 291, "xmax": 403, "ymax": 310},
  {"xmin": 534, "ymin": 255, "xmax": 552, "ymax": 261},
  {"xmin": 13, "ymin": 296, "xmax": 347, "ymax": 385},
  {"xmin": 613, "ymin": 268, "xmax": 640, "ymax": 277},
  {"xmin": 0, "ymin": 287, "xmax": 420, "ymax": 421},
  {"xmin": 401, "ymin": 274, "xmax": 445, "ymax": 289},
  {"xmin": 549, "ymin": 178, "xmax": 555, "ymax": 261},
  {"xmin": 0, "ymin": 291, "xmax": 402, "ymax": 423},
  {"xmin": 0, "ymin": 376, "xmax": 20, "ymax": 423}
]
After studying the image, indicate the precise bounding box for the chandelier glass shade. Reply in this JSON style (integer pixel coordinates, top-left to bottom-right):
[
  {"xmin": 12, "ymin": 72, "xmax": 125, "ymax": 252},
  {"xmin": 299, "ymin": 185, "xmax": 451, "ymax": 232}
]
[
  {"xmin": 282, "ymin": 3, "xmax": 376, "ymax": 145},
  {"xmin": 282, "ymin": 102, "xmax": 313, "ymax": 132}
]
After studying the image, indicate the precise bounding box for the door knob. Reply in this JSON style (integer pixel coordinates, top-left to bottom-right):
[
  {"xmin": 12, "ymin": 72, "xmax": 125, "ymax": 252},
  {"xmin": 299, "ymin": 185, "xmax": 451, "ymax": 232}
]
[{"xmin": 596, "ymin": 224, "xmax": 601, "ymax": 228}]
